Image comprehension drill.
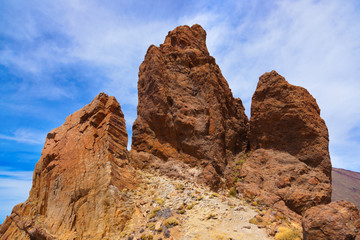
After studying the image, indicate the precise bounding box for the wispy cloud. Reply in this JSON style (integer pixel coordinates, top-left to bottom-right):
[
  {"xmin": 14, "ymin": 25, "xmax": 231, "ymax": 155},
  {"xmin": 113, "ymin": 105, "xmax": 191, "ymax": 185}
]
[
  {"xmin": 180, "ymin": 0, "xmax": 360, "ymax": 171},
  {"xmin": 0, "ymin": 169, "xmax": 33, "ymax": 223},
  {"xmin": 0, "ymin": 129, "xmax": 46, "ymax": 145}
]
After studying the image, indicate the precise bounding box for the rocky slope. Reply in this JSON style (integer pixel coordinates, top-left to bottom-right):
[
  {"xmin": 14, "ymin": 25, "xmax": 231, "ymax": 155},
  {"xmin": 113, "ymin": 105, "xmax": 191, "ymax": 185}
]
[
  {"xmin": 332, "ymin": 168, "xmax": 360, "ymax": 209},
  {"xmin": 117, "ymin": 170, "xmax": 274, "ymax": 240},
  {"xmin": 1, "ymin": 24, "xmax": 359, "ymax": 240}
]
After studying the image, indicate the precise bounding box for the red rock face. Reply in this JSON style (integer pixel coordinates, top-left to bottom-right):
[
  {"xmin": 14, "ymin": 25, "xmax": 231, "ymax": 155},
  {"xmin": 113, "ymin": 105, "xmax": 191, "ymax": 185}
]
[
  {"xmin": 237, "ymin": 71, "xmax": 332, "ymax": 216},
  {"xmin": 0, "ymin": 93, "xmax": 138, "ymax": 239},
  {"xmin": 132, "ymin": 24, "xmax": 248, "ymax": 188},
  {"xmin": 302, "ymin": 200, "xmax": 360, "ymax": 240},
  {"xmin": 249, "ymin": 71, "xmax": 331, "ymax": 176}
]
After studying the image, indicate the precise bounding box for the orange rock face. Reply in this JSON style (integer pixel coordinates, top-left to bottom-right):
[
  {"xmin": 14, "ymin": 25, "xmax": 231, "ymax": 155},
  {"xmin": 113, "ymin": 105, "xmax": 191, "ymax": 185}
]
[
  {"xmin": 237, "ymin": 71, "xmax": 332, "ymax": 216},
  {"xmin": 0, "ymin": 93, "xmax": 138, "ymax": 239},
  {"xmin": 302, "ymin": 200, "xmax": 360, "ymax": 240},
  {"xmin": 132, "ymin": 25, "xmax": 248, "ymax": 188}
]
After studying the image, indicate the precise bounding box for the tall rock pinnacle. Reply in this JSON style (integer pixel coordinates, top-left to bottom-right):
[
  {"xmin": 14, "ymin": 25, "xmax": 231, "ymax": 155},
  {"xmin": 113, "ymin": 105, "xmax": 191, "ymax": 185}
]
[
  {"xmin": 237, "ymin": 71, "xmax": 332, "ymax": 216},
  {"xmin": 131, "ymin": 25, "xmax": 248, "ymax": 188},
  {"xmin": 0, "ymin": 93, "xmax": 138, "ymax": 239},
  {"xmin": 249, "ymin": 71, "xmax": 331, "ymax": 175}
]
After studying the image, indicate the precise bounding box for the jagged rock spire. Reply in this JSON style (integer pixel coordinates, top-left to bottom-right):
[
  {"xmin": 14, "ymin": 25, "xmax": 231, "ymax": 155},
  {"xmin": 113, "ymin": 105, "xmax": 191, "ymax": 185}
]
[{"xmin": 131, "ymin": 25, "xmax": 248, "ymax": 189}]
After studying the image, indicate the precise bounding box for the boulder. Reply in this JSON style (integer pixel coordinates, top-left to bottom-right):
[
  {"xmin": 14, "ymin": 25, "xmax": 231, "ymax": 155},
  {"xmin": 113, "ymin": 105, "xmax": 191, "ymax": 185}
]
[{"xmin": 302, "ymin": 200, "xmax": 360, "ymax": 240}]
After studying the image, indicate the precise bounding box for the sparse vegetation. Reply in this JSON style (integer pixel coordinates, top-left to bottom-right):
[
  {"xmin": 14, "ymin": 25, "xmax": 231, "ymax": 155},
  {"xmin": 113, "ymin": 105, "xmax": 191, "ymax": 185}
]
[
  {"xmin": 229, "ymin": 187, "xmax": 237, "ymax": 197},
  {"xmin": 119, "ymin": 232, "xmax": 127, "ymax": 238},
  {"xmin": 149, "ymin": 206, "xmax": 162, "ymax": 219},
  {"xmin": 164, "ymin": 217, "xmax": 179, "ymax": 227},
  {"xmin": 148, "ymin": 223, "xmax": 155, "ymax": 230},
  {"xmin": 249, "ymin": 217, "xmax": 259, "ymax": 225},
  {"xmin": 139, "ymin": 234, "xmax": 154, "ymax": 240},
  {"xmin": 154, "ymin": 197, "xmax": 164, "ymax": 205},
  {"xmin": 186, "ymin": 202, "xmax": 197, "ymax": 210},
  {"xmin": 235, "ymin": 153, "xmax": 247, "ymax": 167},
  {"xmin": 275, "ymin": 225, "xmax": 302, "ymax": 240},
  {"xmin": 176, "ymin": 183, "xmax": 185, "ymax": 190},
  {"xmin": 210, "ymin": 192, "xmax": 220, "ymax": 198}
]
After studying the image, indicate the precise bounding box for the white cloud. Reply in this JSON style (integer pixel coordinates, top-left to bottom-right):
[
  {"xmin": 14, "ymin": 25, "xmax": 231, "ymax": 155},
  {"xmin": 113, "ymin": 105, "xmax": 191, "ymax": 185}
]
[
  {"xmin": 182, "ymin": 0, "xmax": 360, "ymax": 171},
  {"xmin": 0, "ymin": 129, "xmax": 46, "ymax": 145},
  {"xmin": 0, "ymin": 170, "xmax": 32, "ymax": 223}
]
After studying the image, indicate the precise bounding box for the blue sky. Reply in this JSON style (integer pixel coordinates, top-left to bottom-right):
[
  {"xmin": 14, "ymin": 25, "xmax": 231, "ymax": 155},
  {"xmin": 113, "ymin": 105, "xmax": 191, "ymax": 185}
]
[{"xmin": 1, "ymin": 0, "xmax": 360, "ymax": 223}]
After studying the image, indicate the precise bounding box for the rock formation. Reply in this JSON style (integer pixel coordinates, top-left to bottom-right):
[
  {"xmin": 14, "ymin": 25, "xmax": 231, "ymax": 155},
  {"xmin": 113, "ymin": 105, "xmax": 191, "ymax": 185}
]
[
  {"xmin": 236, "ymin": 71, "xmax": 332, "ymax": 216},
  {"xmin": 302, "ymin": 200, "xmax": 360, "ymax": 240},
  {"xmin": 1, "ymin": 24, "xmax": 356, "ymax": 240},
  {"xmin": 131, "ymin": 24, "xmax": 248, "ymax": 188},
  {"xmin": 249, "ymin": 71, "xmax": 331, "ymax": 175},
  {"xmin": 0, "ymin": 93, "xmax": 138, "ymax": 239}
]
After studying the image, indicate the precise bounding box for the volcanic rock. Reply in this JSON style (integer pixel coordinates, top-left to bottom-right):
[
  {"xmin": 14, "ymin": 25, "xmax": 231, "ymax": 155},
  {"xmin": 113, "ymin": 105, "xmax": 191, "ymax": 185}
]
[
  {"xmin": 237, "ymin": 71, "xmax": 332, "ymax": 216},
  {"xmin": 237, "ymin": 149, "xmax": 331, "ymax": 218},
  {"xmin": 302, "ymin": 200, "xmax": 360, "ymax": 240},
  {"xmin": 0, "ymin": 93, "xmax": 138, "ymax": 239},
  {"xmin": 249, "ymin": 70, "xmax": 331, "ymax": 175},
  {"xmin": 131, "ymin": 24, "xmax": 248, "ymax": 189}
]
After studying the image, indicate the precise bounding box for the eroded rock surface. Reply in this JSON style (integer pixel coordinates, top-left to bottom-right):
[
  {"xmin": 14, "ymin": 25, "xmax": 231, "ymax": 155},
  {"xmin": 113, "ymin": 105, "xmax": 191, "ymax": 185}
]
[
  {"xmin": 302, "ymin": 200, "xmax": 360, "ymax": 240},
  {"xmin": 237, "ymin": 71, "xmax": 332, "ymax": 216},
  {"xmin": 249, "ymin": 70, "xmax": 331, "ymax": 175},
  {"xmin": 237, "ymin": 149, "xmax": 331, "ymax": 218},
  {"xmin": 132, "ymin": 24, "xmax": 248, "ymax": 189},
  {"xmin": 0, "ymin": 93, "xmax": 138, "ymax": 240}
]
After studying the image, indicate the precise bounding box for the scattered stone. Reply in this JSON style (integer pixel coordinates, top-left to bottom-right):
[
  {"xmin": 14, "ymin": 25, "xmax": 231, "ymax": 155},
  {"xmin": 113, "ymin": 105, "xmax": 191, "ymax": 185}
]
[
  {"xmin": 156, "ymin": 208, "xmax": 172, "ymax": 219},
  {"xmin": 155, "ymin": 222, "xmax": 162, "ymax": 232},
  {"xmin": 163, "ymin": 228, "xmax": 171, "ymax": 238},
  {"xmin": 234, "ymin": 206, "xmax": 244, "ymax": 211}
]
